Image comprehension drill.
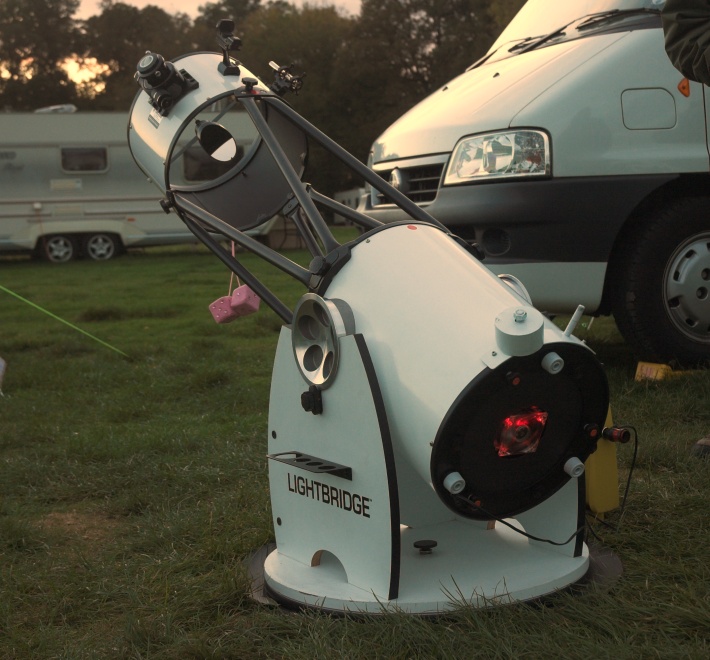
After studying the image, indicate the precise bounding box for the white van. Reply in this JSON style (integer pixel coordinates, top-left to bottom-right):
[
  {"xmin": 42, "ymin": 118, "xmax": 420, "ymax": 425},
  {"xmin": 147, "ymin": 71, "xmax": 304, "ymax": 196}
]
[
  {"xmin": 0, "ymin": 109, "xmax": 198, "ymax": 262},
  {"xmin": 361, "ymin": 0, "xmax": 710, "ymax": 367}
]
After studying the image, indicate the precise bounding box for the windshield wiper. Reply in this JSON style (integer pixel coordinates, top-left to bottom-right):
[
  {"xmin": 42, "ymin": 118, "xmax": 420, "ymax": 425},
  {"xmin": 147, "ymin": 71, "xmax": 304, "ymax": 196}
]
[
  {"xmin": 468, "ymin": 8, "xmax": 661, "ymax": 70},
  {"xmin": 514, "ymin": 18, "xmax": 584, "ymax": 55},
  {"xmin": 577, "ymin": 8, "xmax": 661, "ymax": 31},
  {"xmin": 467, "ymin": 38, "xmax": 531, "ymax": 70},
  {"xmin": 509, "ymin": 8, "xmax": 662, "ymax": 57},
  {"xmin": 508, "ymin": 36, "xmax": 544, "ymax": 53}
]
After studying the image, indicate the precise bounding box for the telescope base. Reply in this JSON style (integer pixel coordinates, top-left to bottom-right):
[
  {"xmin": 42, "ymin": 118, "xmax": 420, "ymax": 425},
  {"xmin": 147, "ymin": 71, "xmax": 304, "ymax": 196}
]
[{"xmin": 259, "ymin": 521, "xmax": 594, "ymax": 615}]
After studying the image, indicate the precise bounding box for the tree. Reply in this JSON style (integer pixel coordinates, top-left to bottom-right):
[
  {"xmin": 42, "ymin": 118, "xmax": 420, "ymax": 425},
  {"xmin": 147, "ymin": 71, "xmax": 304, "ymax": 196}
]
[
  {"xmin": 351, "ymin": 0, "xmax": 498, "ymax": 93},
  {"xmin": 189, "ymin": 0, "xmax": 264, "ymax": 49},
  {"xmin": 489, "ymin": 0, "xmax": 526, "ymax": 31},
  {"xmin": 0, "ymin": 0, "xmax": 83, "ymax": 110},
  {"xmin": 327, "ymin": 0, "xmax": 499, "ymax": 166},
  {"xmin": 186, "ymin": 1, "xmax": 502, "ymax": 194},
  {"xmin": 197, "ymin": 0, "xmax": 262, "ymax": 27},
  {"xmin": 81, "ymin": 1, "xmax": 197, "ymax": 110},
  {"xmin": 230, "ymin": 2, "xmax": 357, "ymax": 195}
]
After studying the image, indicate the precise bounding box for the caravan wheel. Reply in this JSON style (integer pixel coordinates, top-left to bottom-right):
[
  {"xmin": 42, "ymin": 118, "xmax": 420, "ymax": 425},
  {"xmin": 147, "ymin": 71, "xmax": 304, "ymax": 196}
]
[
  {"xmin": 84, "ymin": 233, "xmax": 120, "ymax": 261},
  {"xmin": 40, "ymin": 235, "xmax": 77, "ymax": 263}
]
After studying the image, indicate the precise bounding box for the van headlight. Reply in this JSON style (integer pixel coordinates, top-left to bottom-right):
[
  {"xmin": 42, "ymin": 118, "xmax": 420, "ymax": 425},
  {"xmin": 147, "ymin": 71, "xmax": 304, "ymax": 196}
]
[{"xmin": 443, "ymin": 130, "xmax": 550, "ymax": 185}]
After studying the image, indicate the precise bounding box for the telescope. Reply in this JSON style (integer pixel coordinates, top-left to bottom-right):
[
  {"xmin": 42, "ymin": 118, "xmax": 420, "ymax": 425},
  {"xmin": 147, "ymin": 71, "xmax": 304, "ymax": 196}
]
[{"xmin": 128, "ymin": 22, "xmax": 611, "ymax": 614}]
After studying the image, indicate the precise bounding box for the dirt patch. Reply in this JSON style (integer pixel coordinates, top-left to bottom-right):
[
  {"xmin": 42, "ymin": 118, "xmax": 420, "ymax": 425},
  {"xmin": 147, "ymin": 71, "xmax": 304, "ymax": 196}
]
[{"xmin": 40, "ymin": 510, "xmax": 122, "ymax": 545}]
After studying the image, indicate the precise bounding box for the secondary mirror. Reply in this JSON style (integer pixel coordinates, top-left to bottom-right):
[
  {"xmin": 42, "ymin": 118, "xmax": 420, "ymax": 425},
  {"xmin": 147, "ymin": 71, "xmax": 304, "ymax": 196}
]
[{"xmin": 196, "ymin": 121, "xmax": 237, "ymax": 161}]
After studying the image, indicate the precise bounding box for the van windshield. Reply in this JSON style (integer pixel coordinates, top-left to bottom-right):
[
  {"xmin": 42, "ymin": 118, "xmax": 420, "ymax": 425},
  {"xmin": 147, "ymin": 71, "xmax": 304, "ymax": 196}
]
[{"xmin": 485, "ymin": 0, "xmax": 664, "ymax": 62}]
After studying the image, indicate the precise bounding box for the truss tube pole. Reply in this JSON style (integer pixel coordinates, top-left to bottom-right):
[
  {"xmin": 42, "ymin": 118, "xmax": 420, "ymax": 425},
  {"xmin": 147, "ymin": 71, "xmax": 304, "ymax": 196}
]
[
  {"xmin": 240, "ymin": 96, "xmax": 340, "ymax": 254},
  {"xmin": 180, "ymin": 214, "xmax": 293, "ymax": 324},
  {"xmin": 174, "ymin": 194, "xmax": 312, "ymax": 286},
  {"xmin": 308, "ymin": 189, "xmax": 382, "ymax": 230},
  {"xmin": 288, "ymin": 207, "xmax": 323, "ymax": 257},
  {"xmin": 264, "ymin": 97, "xmax": 449, "ymax": 233}
]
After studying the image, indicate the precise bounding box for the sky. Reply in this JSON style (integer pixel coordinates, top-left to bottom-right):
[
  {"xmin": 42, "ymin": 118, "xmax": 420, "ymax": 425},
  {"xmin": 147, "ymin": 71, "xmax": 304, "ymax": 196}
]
[{"xmin": 77, "ymin": 0, "xmax": 362, "ymax": 20}]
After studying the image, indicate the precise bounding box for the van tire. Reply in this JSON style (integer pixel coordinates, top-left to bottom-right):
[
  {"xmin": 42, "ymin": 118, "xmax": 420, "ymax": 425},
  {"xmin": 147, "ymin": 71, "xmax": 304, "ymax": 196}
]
[
  {"xmin": 84, "ymin": 233, "xmax": 121, "ymax": 261},
  {"xmin": 611, "ymin": 197, "xmax": 710, "ymax": 368},
  {"xmin": 39, "ymin": 235, "xmax": 78, "ymax": 263}
]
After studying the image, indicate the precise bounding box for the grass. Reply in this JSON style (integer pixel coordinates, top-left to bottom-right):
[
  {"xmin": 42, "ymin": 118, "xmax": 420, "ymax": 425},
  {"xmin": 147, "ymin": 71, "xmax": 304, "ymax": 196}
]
[{"xmin": 1, "ymin": 233, "xmax": 709, "ymax": 659}]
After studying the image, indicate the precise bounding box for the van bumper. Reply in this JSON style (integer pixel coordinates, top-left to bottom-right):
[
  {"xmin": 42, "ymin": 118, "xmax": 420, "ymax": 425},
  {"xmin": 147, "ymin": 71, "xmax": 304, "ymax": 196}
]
[
  {"xmin": 363, "ymin": 174, "xmax": 677, "ymax": 314},
  {"xmin": 364, "ymin": 174, "xmax": 677, "ymax": 263}
]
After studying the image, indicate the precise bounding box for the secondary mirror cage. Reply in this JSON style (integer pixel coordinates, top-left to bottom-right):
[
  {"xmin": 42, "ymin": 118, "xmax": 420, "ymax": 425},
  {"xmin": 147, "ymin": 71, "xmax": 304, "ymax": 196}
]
[{"xmin": 128, "ymin": 51, "xmax": 448, "ymax": 323}]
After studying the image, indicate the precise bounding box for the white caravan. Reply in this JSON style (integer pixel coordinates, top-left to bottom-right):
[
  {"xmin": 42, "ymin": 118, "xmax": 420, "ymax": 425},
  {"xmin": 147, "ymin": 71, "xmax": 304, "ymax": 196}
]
[
  {"xmin": 0, "ymin": 110, "xmax": 201, "ymax": 262},
  {"xmin": 361, "ymin": 0, "xmax": 710, "ymax": 367}
]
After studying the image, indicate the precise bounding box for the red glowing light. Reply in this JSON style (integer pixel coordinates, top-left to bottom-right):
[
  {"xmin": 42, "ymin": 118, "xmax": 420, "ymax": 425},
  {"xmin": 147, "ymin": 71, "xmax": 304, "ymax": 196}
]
[{"xmin": 495, "ymin": 407, "xmax": 548, "ymax": 457}]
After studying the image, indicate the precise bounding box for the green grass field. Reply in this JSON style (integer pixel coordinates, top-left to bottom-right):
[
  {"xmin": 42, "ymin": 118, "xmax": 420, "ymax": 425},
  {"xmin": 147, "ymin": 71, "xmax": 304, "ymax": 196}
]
[{"xmin": 1, "ymin": 237, "xmax": 709, "ymax": 659}]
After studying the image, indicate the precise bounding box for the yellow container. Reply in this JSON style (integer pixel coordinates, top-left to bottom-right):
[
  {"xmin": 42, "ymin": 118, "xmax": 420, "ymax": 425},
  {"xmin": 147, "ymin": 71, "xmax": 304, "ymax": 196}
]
[
  {"xmin": 585, "ymin": 409, "xmax": 619, "ymax": 515},
  {"xmin": 635, "ymin": 361, "xmax": 681, "ymax": 381}
]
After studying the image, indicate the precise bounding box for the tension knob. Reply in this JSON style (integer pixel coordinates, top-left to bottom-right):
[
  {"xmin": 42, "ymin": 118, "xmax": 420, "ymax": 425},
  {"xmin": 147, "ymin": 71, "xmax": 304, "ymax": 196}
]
[{"xmin": 413, "ymin": 539, "xmax": 438, "ymax": 555}]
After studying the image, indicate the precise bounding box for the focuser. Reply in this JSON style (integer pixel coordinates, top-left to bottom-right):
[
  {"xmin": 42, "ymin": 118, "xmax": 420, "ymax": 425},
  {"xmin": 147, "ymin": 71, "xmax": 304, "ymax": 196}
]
[{"xmin": 268, "ymin": 61, "xmax": 306, "ymax": 96}]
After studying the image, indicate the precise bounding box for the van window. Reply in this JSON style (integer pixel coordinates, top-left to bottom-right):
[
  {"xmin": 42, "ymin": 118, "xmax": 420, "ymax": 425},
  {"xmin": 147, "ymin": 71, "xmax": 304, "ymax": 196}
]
[{"xmin": 61, "ymin": 147, "xmax": 108, "ymax": 172}]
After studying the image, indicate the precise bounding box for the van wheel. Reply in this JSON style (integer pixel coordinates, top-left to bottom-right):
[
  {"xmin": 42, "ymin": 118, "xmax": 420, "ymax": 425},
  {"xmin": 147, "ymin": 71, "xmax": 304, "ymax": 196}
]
[
  {"xmin": 611, "ymin": 197, "xmax": 710, "ymax": 368},
  {"xmin": 84, "ymin": 233, "xmax": 120, "ymax": 261},
  {"xmin": 40, "ymin": 235, "xmax": 77, "ymax": 263}
]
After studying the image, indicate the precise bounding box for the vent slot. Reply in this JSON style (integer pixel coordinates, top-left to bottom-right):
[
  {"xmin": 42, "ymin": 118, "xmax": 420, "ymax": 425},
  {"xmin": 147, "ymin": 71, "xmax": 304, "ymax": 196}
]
[{"xmin": 374, "ymin": 163, "xmax": 444, "ymax": 205}]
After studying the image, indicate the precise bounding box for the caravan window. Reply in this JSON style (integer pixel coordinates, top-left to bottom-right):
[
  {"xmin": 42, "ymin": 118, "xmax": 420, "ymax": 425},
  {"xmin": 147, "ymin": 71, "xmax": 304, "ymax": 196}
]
[{"xmin": 61, "ymin": 147, "xmax": 108, "ymax": 172}]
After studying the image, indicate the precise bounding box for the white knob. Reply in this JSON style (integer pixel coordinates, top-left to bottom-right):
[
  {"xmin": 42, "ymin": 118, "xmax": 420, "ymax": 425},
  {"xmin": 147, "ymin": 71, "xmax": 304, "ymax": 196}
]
[
  {"xmin": 564, "ymin": 457, "xmax": 585, "ymax": 478},
  {"xmin": 541, "ymin": 351, "xmax": 564, "ymax": 374},
  {"xmin": 443, "ymin": 471, "xmax": 466, "ymax": 494}
]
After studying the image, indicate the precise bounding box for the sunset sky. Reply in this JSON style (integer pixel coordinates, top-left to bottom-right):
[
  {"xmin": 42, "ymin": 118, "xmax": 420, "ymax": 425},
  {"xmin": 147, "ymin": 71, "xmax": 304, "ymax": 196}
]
[{"xmin": 77, "ymin": 0, "xmax": 362, "ymax": 20}]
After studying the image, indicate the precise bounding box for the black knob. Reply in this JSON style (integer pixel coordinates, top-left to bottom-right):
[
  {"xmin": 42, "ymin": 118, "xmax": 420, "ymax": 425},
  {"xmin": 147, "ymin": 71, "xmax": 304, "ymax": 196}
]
[
  {"xmin": 414, "ymin": 539, "xmax": 437, "ymax": 554},
  {"xmin": 242, "ymin": 77, "xmax": 258, "ymax": 92},
  {"xmin": 301, "ymin": 385, "xmax": 323, "ymax": 415}
]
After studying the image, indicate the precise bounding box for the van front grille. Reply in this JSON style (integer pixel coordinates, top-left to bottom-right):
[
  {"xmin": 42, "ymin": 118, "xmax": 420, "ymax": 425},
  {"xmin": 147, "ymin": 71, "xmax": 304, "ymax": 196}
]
[{"xmin": 374, "ymin": 163, "xmax": 444, "ymax": 205}]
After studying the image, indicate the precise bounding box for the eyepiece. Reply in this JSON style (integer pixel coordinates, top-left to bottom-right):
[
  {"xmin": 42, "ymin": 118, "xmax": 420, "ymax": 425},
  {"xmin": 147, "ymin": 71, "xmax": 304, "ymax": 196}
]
[
  {"xmin": 136, "ymin": 52, "xmax": 170, "ymax": 88},
  {"xmin": 134, "ymin": 51, "xmax": 199, "ymax": 116}
]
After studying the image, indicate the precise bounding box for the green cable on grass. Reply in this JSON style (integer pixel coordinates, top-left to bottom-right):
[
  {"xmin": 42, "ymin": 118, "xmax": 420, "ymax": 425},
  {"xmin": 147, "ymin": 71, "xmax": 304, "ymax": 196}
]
[{"xmin": 0, "ymin": 284, "xmax": 129, "ymax": 358}]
